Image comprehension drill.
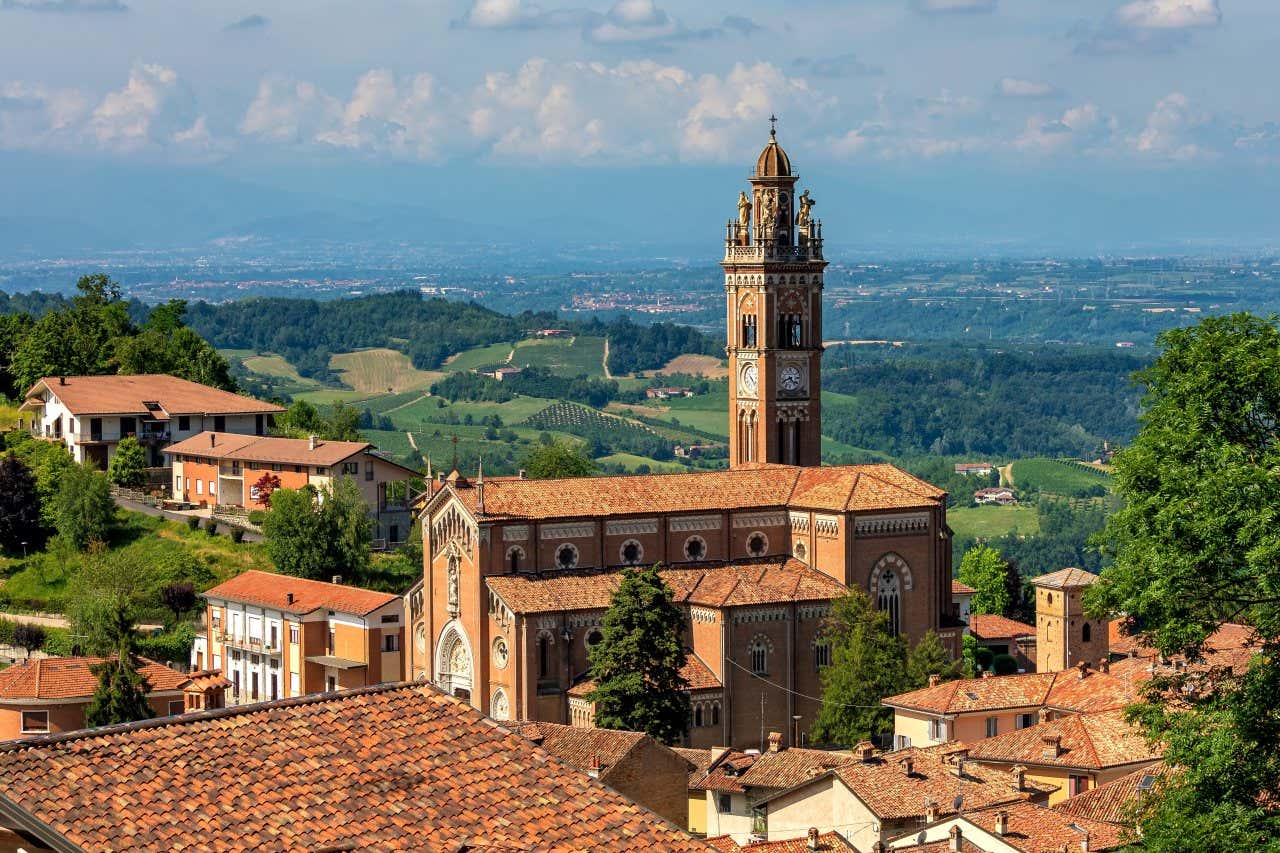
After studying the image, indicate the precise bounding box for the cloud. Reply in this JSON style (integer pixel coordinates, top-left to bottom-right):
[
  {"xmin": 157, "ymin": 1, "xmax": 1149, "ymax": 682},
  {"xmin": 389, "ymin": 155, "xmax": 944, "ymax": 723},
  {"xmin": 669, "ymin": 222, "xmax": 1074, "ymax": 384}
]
[
  {"xmin": 997, "ymin": 77, "xmax": 1058, "ymax": 99},
  {"xmin": 88, "ymin": 64, "xmax": 207, "ymax": 152},
  {"xmin": 452, "ymin": 0, "xmax": 588, "ymax": 30},
  {"xmin": 225, "ymin": 14, "xmax": 268, "ymax": 31},
  {"xmin": 0, "ymin": 83, "xmax": 89, "ymax": 149},
  {"xmin": 793, "ymin": 52, "xmax": 883, "ymax": 79},
  {"xmin": 585, "ymin": 0, "xmax": 696, "ymax": 43},
  {"xmin": 1076, "ymin": 0, "xmax": 1221, "ymax": 53},
  {"xmin": 0, "ymin": 0, "xmax": 126, "ymax": 11},
  {"xmin": 912, "ymin": 0, "xmax": 996, "ymax": 14},
  {"xmin": 1130, "ymin": 91, "xmax": 1216, "ymax": 160},
  {"xmin": 1113, "ymin": 0, "xmax": 1220, "ymax": 29},
  {"xmin": 1014, "ymin": 103, "xmax": 1115, "ymax": 154}
]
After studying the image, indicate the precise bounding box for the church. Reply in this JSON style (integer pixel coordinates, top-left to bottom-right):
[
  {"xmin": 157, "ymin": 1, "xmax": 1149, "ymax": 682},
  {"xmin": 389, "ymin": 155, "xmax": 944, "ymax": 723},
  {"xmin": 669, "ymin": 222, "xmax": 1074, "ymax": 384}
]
[{"xmin": 404, "ymin": 127, "xmax": 960, "ymax": 751}]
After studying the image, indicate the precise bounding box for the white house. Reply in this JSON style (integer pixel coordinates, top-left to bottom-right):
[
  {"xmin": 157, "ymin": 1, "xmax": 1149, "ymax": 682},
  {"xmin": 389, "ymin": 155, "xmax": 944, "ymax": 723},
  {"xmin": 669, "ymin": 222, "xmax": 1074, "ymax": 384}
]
[{"xmin": 20, "ymin": 374, "xmax": 283, "ymax": 469}]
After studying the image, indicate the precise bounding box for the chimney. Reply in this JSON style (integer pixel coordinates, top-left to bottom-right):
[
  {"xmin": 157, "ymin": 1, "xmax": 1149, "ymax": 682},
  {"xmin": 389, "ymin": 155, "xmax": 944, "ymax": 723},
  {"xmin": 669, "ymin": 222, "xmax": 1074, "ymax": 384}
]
[
  {"xmin": 994, "ymin": 810, "xmax": 1009, "ymax": 836},
  {"xmin": 588, "ymin": 754, "xmax": 601, "ymax": 778},
  {"xmin": 1080, "ymin": 832, "xmax": 1091, "ymax": 852},
  {"xmin": 928, "ymin": 673, "xmax": 940, "ymax": 687},
  {"xmin": 950, "ymin": 748, "xmax": 969, "ymax": 777},
  {"xmin": 519, "ymin": 469, "xmax": 527, "ymax": 480},
  {"xmin": 477, "ymin": 458, "xmax": 486, "ymax": 515},
  {"xmin": 1039, "ymin": 707, "xmax": 1051, "ymax": 724},
  {"xmin": 1011, "ymin": 764, "xmax": 1027, "ymax": 792},
  {"xmin": 309, "ymin": 434, "xmax": 318, "ymax": 451},
  {"xmin": 855, "ymin": 741, "xmax": 875, "ymax": 763},
  {"xmin": 332, "ymin": 575, "xmax": 343, "ymax": 585},
  {"xmin": 926, "ymin": 800, "xmax": 940, "ymax": 823},
  {"xmin": 1077, "ymin": 660, "xmax": 1090, "ymax": 680},
  {"xmin": 872, "ymin": 844, "xmax": 887, "ymax": 853},
  {"xmin": 1098, "ymin": 658, "xmax": 1110, "ymax": 674},
  {"xmin": 59, "ymin": 376, "xmax": 66, "ymax": 386},
  {"xmin": 806, "ymin": 828, "xmax": 820, "ymax": 851},
  {"xmin": 900, "ymin": 756, "xmax": 915, "ymax": 776},
  {"xmin": 210, "ymin": 433, "xmax": 216, "ymax": 447},
  {"xmin": 949, "ymin": 825, "xmax": 963, "ymax": 852},
  {"xmin": 1041, "ymin": 734, "xmax": 1063, "ymax": 760},
  {"xmin": 768, "ymin": 731, "xmax": 782, "ymax": 753},
  {"xmin": 981, "ymin": 670, "xmax": 993, "ymax": 678},
  {"xmin": 285, "ymin": 592, "xmax": 294, "ymax": 606}
]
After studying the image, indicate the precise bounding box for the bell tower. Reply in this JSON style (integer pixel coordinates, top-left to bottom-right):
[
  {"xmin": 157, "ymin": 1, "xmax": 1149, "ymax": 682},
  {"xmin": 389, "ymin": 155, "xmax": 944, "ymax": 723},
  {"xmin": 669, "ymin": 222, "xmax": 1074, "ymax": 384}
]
[{"xmin": 724, "ymin": 119, "xmax": 826, "ymax": 469}]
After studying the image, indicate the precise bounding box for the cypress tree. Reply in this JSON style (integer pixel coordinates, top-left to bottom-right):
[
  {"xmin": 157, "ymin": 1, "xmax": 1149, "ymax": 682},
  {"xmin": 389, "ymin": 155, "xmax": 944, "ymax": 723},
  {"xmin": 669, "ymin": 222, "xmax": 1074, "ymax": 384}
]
[{"xmin": 84, "ymin": 605, "xmax": 153, "ymax": 728}]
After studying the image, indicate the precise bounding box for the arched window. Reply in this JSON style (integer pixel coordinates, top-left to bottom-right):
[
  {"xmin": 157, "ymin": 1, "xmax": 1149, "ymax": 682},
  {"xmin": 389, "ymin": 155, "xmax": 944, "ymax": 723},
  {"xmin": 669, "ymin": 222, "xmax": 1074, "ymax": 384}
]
[
  {"xmin": 555, "ymin": 543, "xmax": 579, "ymax": 569},
  {"xmin": 877, "ymin": 569, "xmax": 902, "ymax": 637},
  {"xmin": 748, "ymin": 634, "xmax": 772, "ymax": 675},
  {"xmin": 795, "ymin": 541, "xmax": 807, "ymax": 562},
  {"xmin": 585, "ymin": 628, "xmax": 604, "ymax": 650},
  {"xmin": 1082, "ymin": 622, "xmax": 1092, "ymax": 642},
  {"xmin": 506, "ymin": 546, "xmax": 525, "ymax": 573},
  {"xmin": 537, "ymin": 633, "xmax": 551, "ymax": 679},
  {"xmin": 813, "ymin": 640, "xmax": 832, "ymax": 670},
  {"xmin": 695, "ymin": 706, "xmax": 704, "ymax": 727},
  {"xmin": 711, "ymin": 703, "xmax": 720, "ymax": 726}
]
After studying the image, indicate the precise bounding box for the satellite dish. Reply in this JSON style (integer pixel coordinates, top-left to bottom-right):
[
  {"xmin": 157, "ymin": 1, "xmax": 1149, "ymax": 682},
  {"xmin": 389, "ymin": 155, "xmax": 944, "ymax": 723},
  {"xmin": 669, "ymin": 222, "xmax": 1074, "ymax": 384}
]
[{"xmin": 953, "ymin": 794, "xmax": 964, "ymax": 812}]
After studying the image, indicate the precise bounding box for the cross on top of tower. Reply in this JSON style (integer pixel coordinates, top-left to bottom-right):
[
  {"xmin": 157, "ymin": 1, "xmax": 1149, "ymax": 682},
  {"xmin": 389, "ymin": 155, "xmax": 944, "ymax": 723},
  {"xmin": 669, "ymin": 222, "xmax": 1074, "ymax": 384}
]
[{"xmin": 769, "ymin": 114, "xmax": 778, "ymax": 138}]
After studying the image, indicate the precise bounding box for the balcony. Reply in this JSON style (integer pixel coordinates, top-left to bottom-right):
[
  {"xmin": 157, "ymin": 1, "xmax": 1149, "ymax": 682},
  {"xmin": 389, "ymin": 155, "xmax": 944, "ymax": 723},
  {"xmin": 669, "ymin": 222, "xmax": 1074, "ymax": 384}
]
[
  {"xmin": 219, "ymin": 632, "xmax": 281, "ymax": 654},
  {"xmin": 722, "ymin": 242, "xmax": 823, "ymax": 264}
]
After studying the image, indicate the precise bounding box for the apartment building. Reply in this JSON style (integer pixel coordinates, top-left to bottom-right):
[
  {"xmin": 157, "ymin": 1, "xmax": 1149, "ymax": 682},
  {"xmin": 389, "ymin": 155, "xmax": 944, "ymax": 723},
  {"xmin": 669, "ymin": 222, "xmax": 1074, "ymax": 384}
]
[
  {"xmin": 167, "ymin": 432, "xmax": 419, "ymax": 545},
  {"xmin": 19, "ymin": 374, "xmax": 282, "ymax": 468},
  {"xmin": 194, "ymin": 570, "xmax": 404, "ymax": 705}
]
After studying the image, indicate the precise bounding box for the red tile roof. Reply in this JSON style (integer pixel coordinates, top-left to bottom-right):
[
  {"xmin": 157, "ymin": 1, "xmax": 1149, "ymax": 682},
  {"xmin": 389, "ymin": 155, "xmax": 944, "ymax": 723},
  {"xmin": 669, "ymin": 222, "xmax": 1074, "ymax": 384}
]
[
  {"xmin": 0, "ymin": 682, "xmax": 713, "ymax": 852},
  {"xmin": 486, "ymin": 557, "xmax": 848, "ymax": 614},
  {"xmin": 883, "ymin": 672, "xmax": 1058, "ymax": 715},
  {"xmin": 203, "ymin": 569, "xmax": 400, "ymax": 616},
  {"xmin": 23, "ymin": 374, "xmax": 282, "ymax": 416},
  {"xmin": 0, "ymin": 656, "xmax": 188, "ymax": 702},
  {"xmin": 1053, "ymin": 764, "xmax": 1171, "ymax": 826},
  {"xmin": 736, "ymin": 747, "xmax": 855, "ymax": 791},
  {"xmin": 674, "ymin": 747, "xmax": 715, "ymax": 785},
  {"xmin": 693, "ymin": 750, "xmax": 757, "ymax": 793},
  {"xmin": 952, "ymin": 580, "xmax": 977, "ymax": 595},
  {"xmin": 1043, "ymin": 667, "xmax": 1133, "ymax": 714},
  {"xmin": 707, "ymin": 831, "xmax": 856, "ymax": 852},
  {"xmin": 894, "ymin": 801, "xmax": 1129, "ymax": 853},
  {"xmin": 968, "ymin": 613, "xmax": 1035, "ymax": 640},
  {"xmin": 1032, "ymin": 567, "xmax": 1100, "ymax": 589},
  {"xmin": 511, "ymin": 721, "xmax": 648, "ymax": 777},
  {"xmin": 820, "ymin": 744, "xmax": 1056, "ymax": 820},
  {"xmin": 968, "ymin": 709, "xmax": 1162, "ymax": 771},
  {"xmin": 439, "ymin": 462, "xmax": 943, "ymax": 521},
  {"xmin": 167, "ymin": 431, "xmax": 390, "ymax": 469}
]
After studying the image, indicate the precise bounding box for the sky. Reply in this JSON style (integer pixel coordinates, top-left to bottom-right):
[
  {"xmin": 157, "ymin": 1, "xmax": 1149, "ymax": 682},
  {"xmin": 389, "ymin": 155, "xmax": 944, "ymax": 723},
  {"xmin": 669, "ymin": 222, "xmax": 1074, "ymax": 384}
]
[{"xmin": 1, "ymin": 0, "xmax": 1278, "ymax": 254}]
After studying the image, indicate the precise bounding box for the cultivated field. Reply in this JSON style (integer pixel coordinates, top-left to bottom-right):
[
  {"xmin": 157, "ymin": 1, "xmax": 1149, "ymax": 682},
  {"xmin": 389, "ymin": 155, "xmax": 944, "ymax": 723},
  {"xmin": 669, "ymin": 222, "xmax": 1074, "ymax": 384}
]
[
  {"xmin": 653, "ymin": 354, "xmax": 728, "ymax": 379},
  {"xmin": 1010, "ymin": 457, "xmax": 1112, "ymax": 497},
  {"xmin": 948, "ymin": 504, "xmax": 1042, "ymax": 541},
  {"xmin": 330, "ymin": 348, "xmax": 443, "ymax": 395},
  {"xmin": 513, "ymin": 336, "xmax": 607, "ymax": 378}
]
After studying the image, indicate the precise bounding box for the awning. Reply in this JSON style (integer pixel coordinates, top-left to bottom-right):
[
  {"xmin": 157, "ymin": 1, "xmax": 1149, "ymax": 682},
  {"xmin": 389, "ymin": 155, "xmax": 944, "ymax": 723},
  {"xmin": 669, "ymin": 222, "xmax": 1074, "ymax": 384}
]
[{"xmin": 305, "ymin": 655, "xmax": 367, "ymax": 670}]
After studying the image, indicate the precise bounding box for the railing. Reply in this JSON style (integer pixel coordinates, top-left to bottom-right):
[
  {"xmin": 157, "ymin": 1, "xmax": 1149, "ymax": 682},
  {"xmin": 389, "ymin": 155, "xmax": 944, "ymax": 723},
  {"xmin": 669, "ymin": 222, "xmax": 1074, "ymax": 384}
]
[
  {"xmin": 723, "ymin": 242, "xmax": 823, "ymax": 263},
  {"xmin": 219, "ymin": 633, "xmax": 280, "ymax": 653}
]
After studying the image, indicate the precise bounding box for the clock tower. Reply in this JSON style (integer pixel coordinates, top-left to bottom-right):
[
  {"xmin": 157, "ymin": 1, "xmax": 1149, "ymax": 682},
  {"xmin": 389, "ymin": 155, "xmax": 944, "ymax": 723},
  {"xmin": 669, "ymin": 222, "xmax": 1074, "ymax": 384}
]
[{"xmin": 725, "ymin": 120, "xmax": 826, "ymax": 468}]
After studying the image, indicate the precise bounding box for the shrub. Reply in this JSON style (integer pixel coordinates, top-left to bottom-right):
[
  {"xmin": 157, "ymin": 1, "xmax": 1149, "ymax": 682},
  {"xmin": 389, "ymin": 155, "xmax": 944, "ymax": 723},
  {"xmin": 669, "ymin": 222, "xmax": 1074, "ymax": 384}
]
[
  {"xmin": 0, "ymin": 618, "xmax": 15, "ymax": 645},
  {"xmin": 247, "ymin": 510, "xmax": 267, "ymax": 526},
  {"xmin": 975, "ymin": 646, "xmax": 995, "ymax": 671},
  {"xmin": 992, "ymin": 653, "xmax": 1019, "ymax": 676},
  {"xmin": 186, "ymin": 516, "xmax": 200, "ymax": 531},
  {"xmin": 42, "ymin": 627, "xmax": 74, "ymax": 656},
  {"xmin": 204, "ymin": 519, "xmax": 218, "ymax": 536},
  {"xmin": 13, "ymin": 622, "xmax": 45, "ymax": 654},
  {"xmin": 231, "ymin": 528, "xmax": 245, "ymax": 544}
]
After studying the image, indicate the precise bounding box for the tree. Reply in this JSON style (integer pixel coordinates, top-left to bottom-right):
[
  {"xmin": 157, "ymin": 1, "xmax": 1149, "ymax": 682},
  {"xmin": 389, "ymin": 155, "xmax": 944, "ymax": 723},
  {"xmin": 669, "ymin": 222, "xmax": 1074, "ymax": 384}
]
[
  {"xmin": 84, "ymin": 604, "xmax": 153, "ymax": 729},
  {"xmin": 262, "ymin": 478, "xmax": 371, "ymax": 580},
  {"xmin": 322, "ymin": 476, "xmax": 373, "ymax": 577},
  {"xmin": 0, "ymin": 454, "xmax": 41, "ymax": 553},
  {"xmin": 957, "ymin": 545, "xmax": 1013, "ymax": 616},
  {"xmin": 13, "ymin": 623, "xmax": 45, "ymax": 658},
  {"xmin": 906, "ymin": 630, "xmax": 965, "ymax": 688},
  {"xmin": 107, "ymin": 436, "xmax": 147, "ymax": 489},
  {"xmin": 160, "ymin": 582, "xmax": 196, "ymax": 624},
  {"xmin": 54, "ymin": 462, "xmax": 114, "ymax": 550},
  {"xmin": 1085, "ymin": 313, "xmax": 1280, "ymax": 848},
  {"xmin": 522, "ymin": 440, "xmax": 597, "ymax": 479},
  {"xmin": 811, "ymin": 590, "xmax": 909, "ymax": 747},
  {"xmin": 252, "ymin": 472, "xmax": 282, "ymax": 507},
  {"xmin": 587, "ymin": 564, "xmax": 690, "ymax": 743}
]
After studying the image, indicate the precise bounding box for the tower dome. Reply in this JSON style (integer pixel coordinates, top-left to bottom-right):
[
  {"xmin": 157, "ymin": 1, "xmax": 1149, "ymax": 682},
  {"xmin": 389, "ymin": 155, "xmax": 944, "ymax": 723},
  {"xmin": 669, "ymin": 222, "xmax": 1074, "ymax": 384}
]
[{"xmin": 755, "ymin": 124, "xmax": 792, "ymax": 178}]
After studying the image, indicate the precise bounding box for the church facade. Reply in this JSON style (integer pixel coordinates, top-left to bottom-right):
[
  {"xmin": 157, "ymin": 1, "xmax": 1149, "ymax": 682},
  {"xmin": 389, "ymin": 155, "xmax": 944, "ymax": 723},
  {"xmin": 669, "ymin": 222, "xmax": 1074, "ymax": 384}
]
[{"xmin": 404, "ymin": 129, "xmax": 959, "ymax": 750}]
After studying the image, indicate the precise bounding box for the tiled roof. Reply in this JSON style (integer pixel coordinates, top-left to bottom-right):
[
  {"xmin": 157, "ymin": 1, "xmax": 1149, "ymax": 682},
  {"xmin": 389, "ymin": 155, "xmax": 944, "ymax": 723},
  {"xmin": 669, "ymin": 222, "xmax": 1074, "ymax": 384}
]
[
  {"xmin": 1032, "ymin": 567, "xmax": 1100, "ymax": 589},
  {"xmin": 486, "ymin": 557, "xmax": 848, "ymax": 614},
  {"xmin": 736, "ymin": 747, "xmax": 855, "ymax": 791},
  {"xmin": 707, "ymin": 831, "xmax": 856, "ymax": 852},
  {"xmin": 694, "ymin": 750, "xmax": 756, "ymax": 793},
  {"xmin": 0, "ymin": 682, "xmax": 712, "ymax": 852},
  {"xmin": 166, "ymin": 431, "xmax": 387, "ymax": 469},
  {"xmin": 1043, "ymin": 667, "xmax": 1133, "ymax": 714},
  {"xmin": 1109, "ymin": 620, "xmax": 1257, "ymax": 667},
  {"xmin": 883, "ymin": 672, "xmax": 1058, "ymax": 715},
  {"xmin": 0, "ymin": 656, "xmax": 188, "ymax": 701},
  {"xmin": 203, "ymin": 569, "xmax": 400, "ymax": 616},
  {"xmin": 568, "ymin": 651, "xmax": 723, "ymax": 699},
  {"xmin": 893, "ymin": 802, "xmax": 1128, "ymax": 853},
  {"xmin": 23, "ymin": 374, "xmax": 283, "ymax": 416},
  {"xmin": 825, "ymin": 744, "xmax": 1055, "ymax": 820},
  {"xmin": 673, "ymin": 747, "xmax": 715, "ymax": 785},
  {"xmin": 968, "ymin": 709, "xmax": 1162, "ymax": 771},
  {"xmin": 511, "ymin": 721, "xmax": 647, "ymax": 776},
  {"xmin": 952, "ymin": 580, "xmax": 977, "ymax": 595},
  {"xmin": 440, "ymin": 462, "xmax": 943, "ymax": 521},
  {"xmin": 968, "ymin": 613, "xmax": 1035, "ymax": 640},
  {"xmin": 1053, "ymin": 764, "xmax": 1171, "ymax": 826}
]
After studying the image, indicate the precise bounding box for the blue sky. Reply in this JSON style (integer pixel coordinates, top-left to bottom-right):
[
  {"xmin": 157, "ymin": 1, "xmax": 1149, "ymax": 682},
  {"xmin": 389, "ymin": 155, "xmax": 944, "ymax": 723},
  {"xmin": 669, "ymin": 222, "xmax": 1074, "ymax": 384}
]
[{"xmin": 1, "ymin": 0, "xmax": 1277, "ymax": 252}]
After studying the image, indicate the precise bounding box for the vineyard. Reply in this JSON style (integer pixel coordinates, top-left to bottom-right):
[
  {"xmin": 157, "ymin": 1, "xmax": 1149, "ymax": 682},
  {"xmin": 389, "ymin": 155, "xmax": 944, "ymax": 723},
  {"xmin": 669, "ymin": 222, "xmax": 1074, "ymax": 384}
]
[{"xmin": 524, "ymin": 402, "xmax": 680, "ymax": 461}]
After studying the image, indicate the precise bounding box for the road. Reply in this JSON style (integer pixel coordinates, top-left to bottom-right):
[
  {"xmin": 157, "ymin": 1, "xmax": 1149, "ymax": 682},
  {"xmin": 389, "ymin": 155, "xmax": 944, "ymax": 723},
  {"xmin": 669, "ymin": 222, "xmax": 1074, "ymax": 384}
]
[
  {"xmin": 112, "ymin": 494, "xmax": 263, "ymax": 543},
  {"xmin": 602, "ymin": 337, "xmax": 613, "ymax": 380}
]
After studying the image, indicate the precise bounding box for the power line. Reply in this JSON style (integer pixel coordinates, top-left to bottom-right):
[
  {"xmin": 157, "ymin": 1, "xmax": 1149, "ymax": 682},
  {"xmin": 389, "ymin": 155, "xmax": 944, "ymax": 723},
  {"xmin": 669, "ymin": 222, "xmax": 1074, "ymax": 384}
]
[{"xmin": 722, "ymin": 657, "xmax": 893, "ymax": 711}]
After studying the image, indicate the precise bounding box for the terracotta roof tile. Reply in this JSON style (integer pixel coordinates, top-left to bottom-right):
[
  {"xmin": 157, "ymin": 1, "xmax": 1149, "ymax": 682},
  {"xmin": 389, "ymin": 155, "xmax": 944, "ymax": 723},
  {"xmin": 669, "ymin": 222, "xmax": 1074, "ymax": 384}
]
[
  {"xmin": 1032, "ymin": 567, "xmax": 1100, "ymax": 589},
  {"xmin": 968, "ymin": 709, "xmax": 1162, "ymax": 772},
  {"xmin": 0, "ymin": 656, "xmax": 188, "ymax": 702},
  {"xmin": 1053, "ymin": 764, "xmax": 1172, "ymax": 826},
  {"xmin": 203, "ymin": 569, "xmax": 400, "ymax": 616},
  {"xmin": 0, "ymin": 682, "xmax": 713, "ymax": 852},
  {"xmin": 1043, "ymin": 667, "xmax": 1133, "ymax": 714},
  {"xmin": 824, "ymin": 744, "xmax": 1056, "ymax": 820},
  {"xmin": 511, "ymin": 721, "xmax": 647, "ymax": 776},
  {"xmin": 735, "ymin": 747, "xmax": 855, "ymax": 791},
  {"xmin": 441, "ymin": 463, "xmax": 943, "ymax": 521},
  {"xmin": 952, "ymin": 580, "xmax": 977, "ymax": 595},
  {"xmin": 167, "ymin": 432, "xmax": 394, "ymax": 469},
  {"xmin": 486, "ymin": 558, "xmax": 847, "ymax": 614},
  {"xmin": 893, "ymin": 801, "xmax": 1129, "ymax": 853},
  {"xmin": 883, "ymin": 672, "xmax": 1058, "ymax": 715},
  {"xmin": 968, "ymin": 613, "xmax": 1035, "ymax": 640},
  {"xmin": 707, "ymin": 831, "xmax": 856, "ymax": 852},
  {"xmin": 694, "ymin": 751, "xmax": 756, "ymax": 793},
  {"xmin": 674, "ymin": 747, "xmax": 715, "ymax": 785},
  {"xmin": 23, "ymin": 374, "xmax": 283, "ymax": 416}
]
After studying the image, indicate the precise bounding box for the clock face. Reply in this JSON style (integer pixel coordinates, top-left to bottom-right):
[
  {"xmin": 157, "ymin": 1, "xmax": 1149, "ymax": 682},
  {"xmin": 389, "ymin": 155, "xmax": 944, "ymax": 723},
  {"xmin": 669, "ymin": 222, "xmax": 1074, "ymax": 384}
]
[
  {"xmin": 740, "ymin": 362, "xmax": 758, "ymax": 396},
  {"xmin": 780, "ymin": 364, "xmax": 804, "ymax": 392}
]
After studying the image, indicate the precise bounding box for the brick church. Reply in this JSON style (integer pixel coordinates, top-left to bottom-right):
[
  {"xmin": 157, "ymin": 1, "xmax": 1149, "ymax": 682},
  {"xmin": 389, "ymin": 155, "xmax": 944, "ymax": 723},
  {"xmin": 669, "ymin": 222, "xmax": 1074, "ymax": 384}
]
[{"xmin": 404, "ymin": 127, "xmax": 959, "ymax": 750}]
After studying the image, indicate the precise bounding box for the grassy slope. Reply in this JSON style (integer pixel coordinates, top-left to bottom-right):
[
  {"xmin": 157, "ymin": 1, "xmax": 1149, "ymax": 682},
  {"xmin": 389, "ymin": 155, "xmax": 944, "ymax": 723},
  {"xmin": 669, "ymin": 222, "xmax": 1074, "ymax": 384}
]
[
  {"xmin": 1011, "ymin": 457, "xmax": 1112, "ymax": 495},
  {"xmin": 330, "ymin": 348, "xmax": 444, "ymax": 395},
  {"xmin": 511, "ymin": 336, "xmax": 607, "ymax": 378},
  {"xmin": 444, "ymin": 342, "xmax": 516, "ymax": 372},
  {"xmin": 597, "ymin": 453, "xmax": 689, "ymax": 473},
  {"xmin": 948, "ymin": 504, "xmax": 1042, "ymax": 540}
]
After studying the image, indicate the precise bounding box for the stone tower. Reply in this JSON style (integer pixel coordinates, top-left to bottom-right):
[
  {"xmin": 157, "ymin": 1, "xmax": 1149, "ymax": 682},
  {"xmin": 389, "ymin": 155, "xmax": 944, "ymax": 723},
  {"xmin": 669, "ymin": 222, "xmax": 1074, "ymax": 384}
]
[
  {"xmin": 1034, "ymin": 568, "xmax": 1109, "ymax": 672},
  {"xmin": 725, "ymin": 121, "xmax": 827, "ymax": 469}
]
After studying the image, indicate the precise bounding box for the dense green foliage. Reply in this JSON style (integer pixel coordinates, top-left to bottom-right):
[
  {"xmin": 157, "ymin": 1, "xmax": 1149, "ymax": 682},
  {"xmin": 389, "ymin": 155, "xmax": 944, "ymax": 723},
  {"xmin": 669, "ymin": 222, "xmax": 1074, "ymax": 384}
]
[
  {"xmin": 587, "ymin": 565, "xmax": 690, "ymax": 744},
  {"xmin": 822, "ymin": 344, "xmax": 1142, "ymax": 458},
  {"xmin": 524, "ymin": 403, "xmax": 674, "ymax": 461},
  {"xmin": 262, "ymin": 479, "xmax": 371, "ymax": 580},
  {"xmin": 503, "ymin": 366, "xmax": 620, "ymax": 408},
  {"xmin": 54, "ymin": 462, "xmax": 115, "ymax": 550},
  {"xmin": 956, "ymin": 545, "xmax": 1017, "ymax": 616},
  {"xmin": 1085, "ymin": 314, "xmax": 1280, "ymax": 849},
  {"xmin": 578, "ymin": 316, "xmax": 722, "ymax": 376},
  {"xmin": 907, "ymin": 630, "xmax": 966, "ymax": 686},
  {"xmin": 430, "ymin": 371, "xmax": 514, "ymax": 403},
  {"xmin": 0, "ymin": 454, "xmax": 40, "ymax": 553},
  {"xmin": 520, "ymin": 440, "xmax": 598, "ymax": 479},
  {"xmin": 812, "ymin": 590, "xmax": 909, "ymax": 746},
  {"xmin": 274, "ymin": 400, "xmax": 362, "ymax": 442},
  {"xmin": 3, "ymin": 277, "xmax": 232, "ymax": 398},
  {"xmin": 953, "ymin": 496, "xmax": 1109, "ymax": 583},
  {"xmin": 107, "ymin": 436, "xmax": 147, "ymax": 489}
]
